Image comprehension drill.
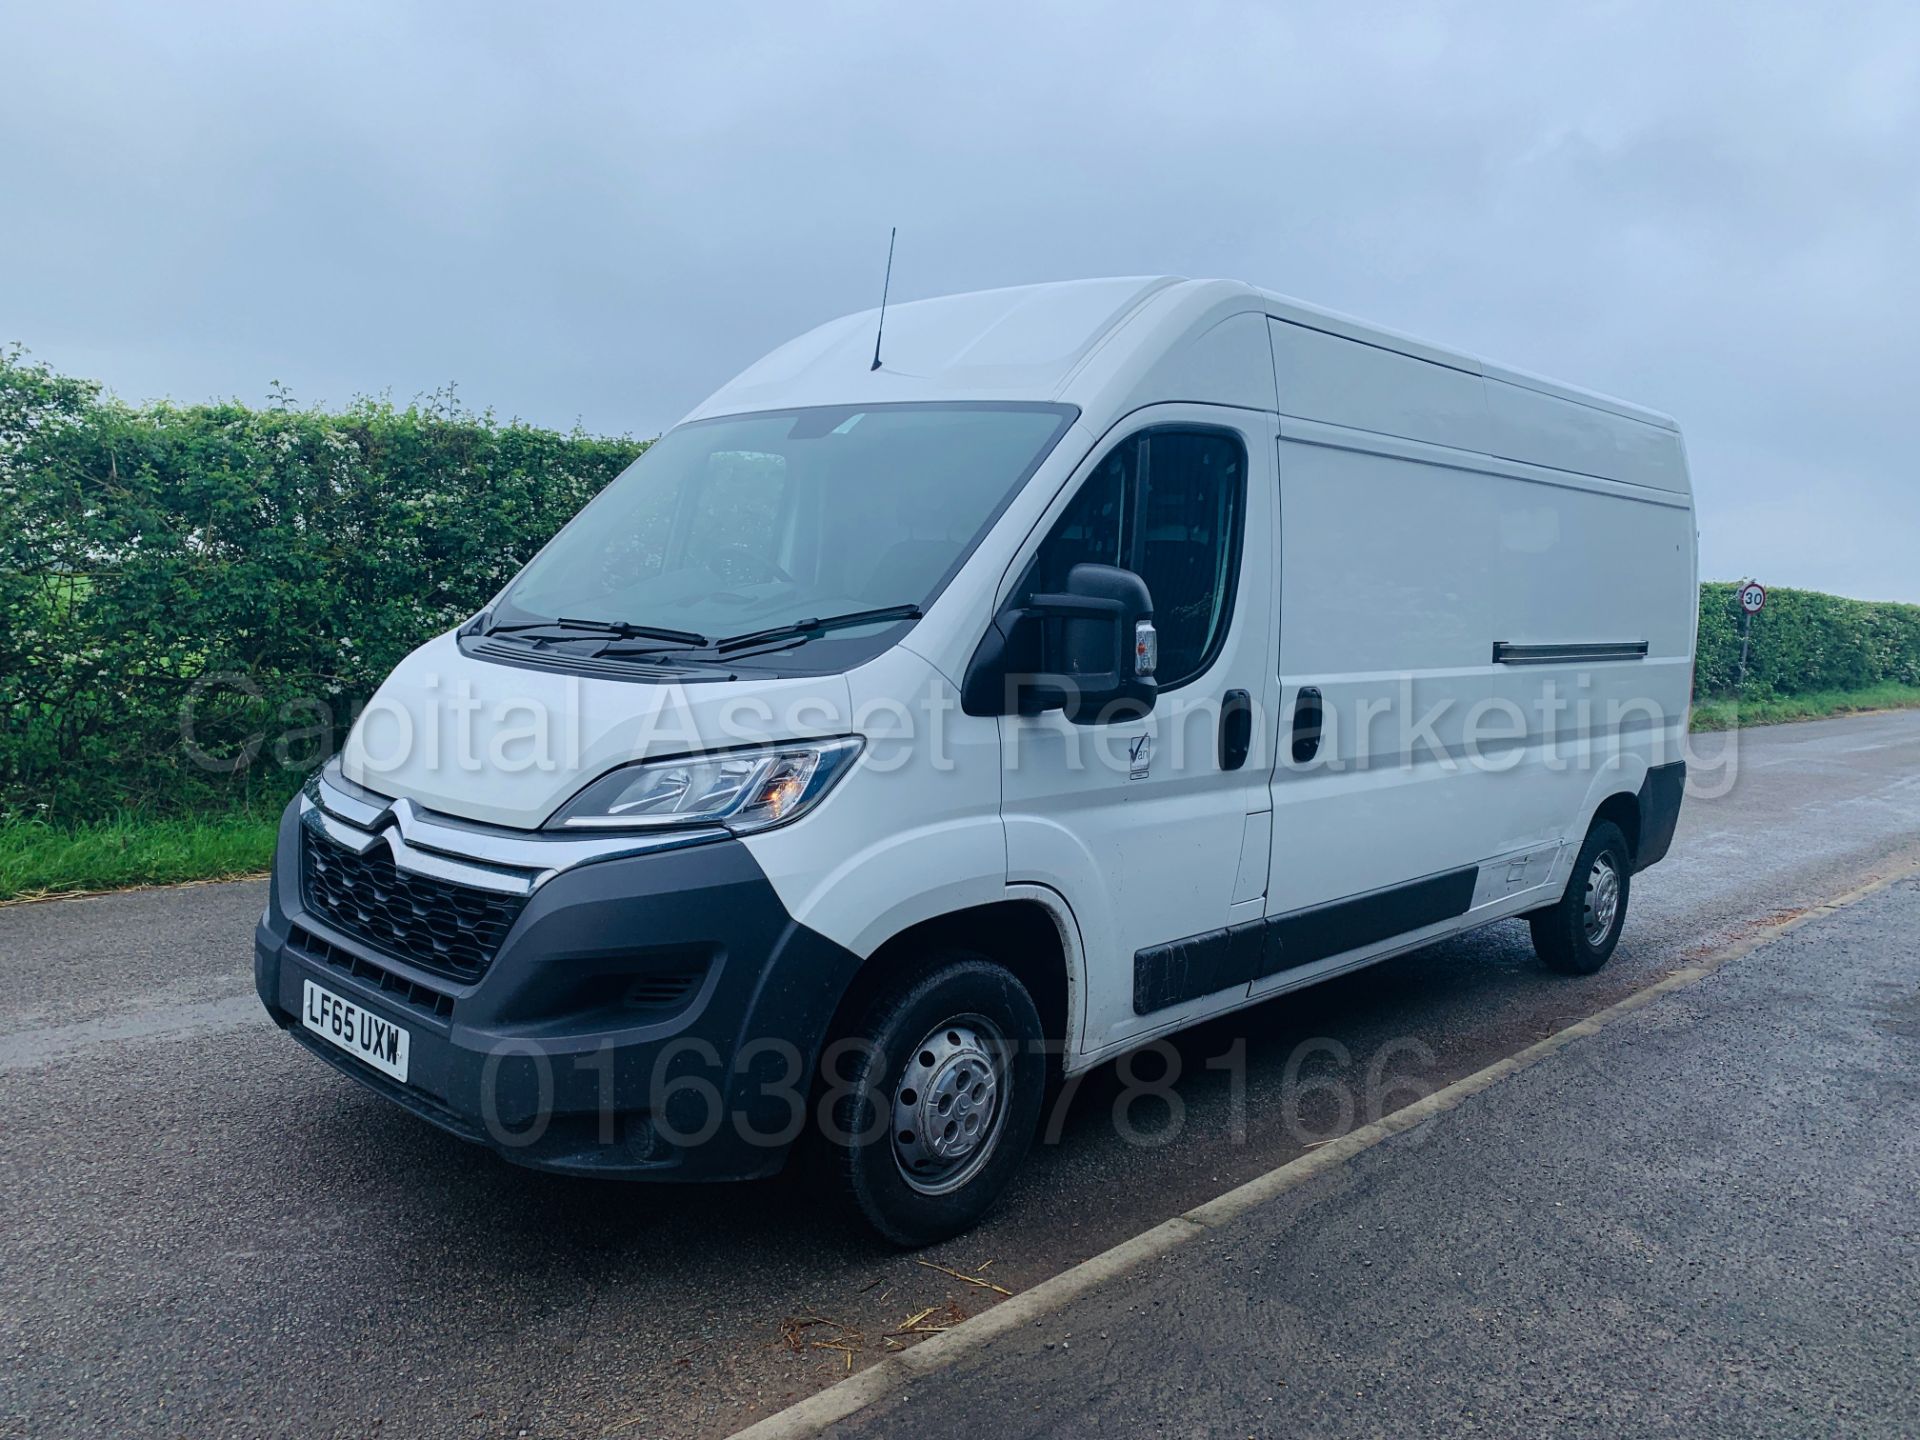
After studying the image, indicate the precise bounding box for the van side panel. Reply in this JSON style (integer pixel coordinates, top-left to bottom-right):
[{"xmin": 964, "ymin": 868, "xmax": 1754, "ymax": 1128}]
[
  {"xmin": 1266, "ymin": 420, "xmax": 1501, "ymax": 916},
  {"xmin": 1485, "ymin": 470, "xmax": 1695, "ymax": 856},
  {"xmin": 1263, "ymin": 316, "xmax": 1696, "ymax": 962},
  {"xmin": 1268, "ymin": 319, "xmax": 1488, "ymax": 452},
  {"xmin": 1482, "ymin": 374, "xmax": 1690, "ymax": 493}
]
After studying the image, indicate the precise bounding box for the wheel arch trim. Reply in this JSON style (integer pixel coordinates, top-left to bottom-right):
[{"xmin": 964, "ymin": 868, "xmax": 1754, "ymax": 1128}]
[{"xmin": 818, "ymin": 886, "xmax": 1090, "ymax": 1077}]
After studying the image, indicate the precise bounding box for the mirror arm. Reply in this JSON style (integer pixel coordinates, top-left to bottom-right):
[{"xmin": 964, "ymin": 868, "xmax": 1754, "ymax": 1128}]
[{"xmin": 1027, "ymin": 592, "xmax": 1125, "ymax": 622}]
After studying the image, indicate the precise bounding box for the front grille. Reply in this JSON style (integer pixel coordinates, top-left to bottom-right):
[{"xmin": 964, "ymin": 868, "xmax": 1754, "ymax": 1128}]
[
  {"xmin": 300, "ymin": 823, "xmax": 524, "ymax": 982},
  {"xmin": 288, "ymin": 923, "xmax": 457, "ymax": 1021}
]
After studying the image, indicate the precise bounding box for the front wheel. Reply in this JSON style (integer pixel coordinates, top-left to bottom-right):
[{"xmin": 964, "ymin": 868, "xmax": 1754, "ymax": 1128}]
[
  {"xmin": 819, "ymin": 952, "xmax": 1045, "ymax": 1247},
  {"xmin": 1530, "ymin": 820, "xmax": 1632, "ymax": 975}
]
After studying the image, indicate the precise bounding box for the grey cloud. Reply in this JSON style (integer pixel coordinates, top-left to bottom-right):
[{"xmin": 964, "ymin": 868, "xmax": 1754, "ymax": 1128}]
[{"xmin": 3, "ymin": 0, "xmax": 1916, "ymax": 597}]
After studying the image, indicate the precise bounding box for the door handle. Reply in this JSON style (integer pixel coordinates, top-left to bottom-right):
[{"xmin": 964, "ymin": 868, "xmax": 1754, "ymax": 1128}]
[
  {"xmin": 1291, "ymin": 686, "xmax": 1323, "ymax": 764},
  {"xmin": 1219, "ymin": 689, "xmax": 1252, "ymax": 771}
]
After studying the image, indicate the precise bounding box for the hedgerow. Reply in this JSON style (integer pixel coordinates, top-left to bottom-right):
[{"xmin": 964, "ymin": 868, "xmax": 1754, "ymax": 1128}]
[
  {"xmin": 0, "ymin": 347, "xmax": 641, "ymax": 820},
  {"xmin": 1694, "ymin": 581, "xmax": 1920, "ymax": 699}
]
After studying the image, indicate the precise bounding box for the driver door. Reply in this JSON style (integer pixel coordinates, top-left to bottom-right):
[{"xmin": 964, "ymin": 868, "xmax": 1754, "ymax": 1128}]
[{"xmin": 998, "ymin": 406, "xmax": 1279, "ymax": 1055}]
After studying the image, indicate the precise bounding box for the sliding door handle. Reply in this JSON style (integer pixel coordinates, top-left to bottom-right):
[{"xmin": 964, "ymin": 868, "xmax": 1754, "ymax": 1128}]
[
  {"xmin": 1219, "ymin": 689, "xmax": 1252, "ymax": 771},
  {"xmin": 1290, "ymin": 686, "xmax": 1323, "ymax": 764}
]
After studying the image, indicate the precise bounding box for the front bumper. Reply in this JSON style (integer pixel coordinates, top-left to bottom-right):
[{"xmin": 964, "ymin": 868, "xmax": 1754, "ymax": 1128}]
[{"xmin": 254, "ymin": 788, "xmax": 861, "ymax": 1181}]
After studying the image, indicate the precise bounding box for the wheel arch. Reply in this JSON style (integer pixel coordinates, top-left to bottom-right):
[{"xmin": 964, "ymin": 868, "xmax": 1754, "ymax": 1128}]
[
  {"xmin": 1590, "ymin": 789, "xmax": 1643, "ymax": 863},
  {"xmin": 821, "ymin": 887, "xmax": 1085, "ymax": 1074},
  {"xmin": 1572, "ymin": 752, "xmax": 1649, "ymax": 868}
]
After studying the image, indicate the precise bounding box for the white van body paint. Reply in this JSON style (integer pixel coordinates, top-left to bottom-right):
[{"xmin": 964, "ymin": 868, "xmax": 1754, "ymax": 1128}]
[
  {"xmin": 340, "ymin": 631, "xmax": 857, "ymax": 831},
  {"xmin": 743, "ymin": 644, "xmax": 1008, "ymax": 963}
]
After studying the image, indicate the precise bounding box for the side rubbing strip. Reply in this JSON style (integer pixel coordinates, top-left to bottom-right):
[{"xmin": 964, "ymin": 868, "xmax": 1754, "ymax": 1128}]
[
  {"xmin": 1493, "ymin": 640, "xmax": 1649, "ymax": 665},
  {"xmin": 1132, "ymin": 919, "xmax": 1276, "ymax": 1017},
  {"xmin": 1132, "ymin": 866, "xmax": 1479, "ymax": 1015},
  {"xmin": 1264, "ymin": 866, "xmax": 1478, "ymax": 976}
]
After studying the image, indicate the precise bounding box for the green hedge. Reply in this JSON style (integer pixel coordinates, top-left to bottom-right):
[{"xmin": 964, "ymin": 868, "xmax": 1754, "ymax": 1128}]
[
  {"xmin": 0, "ymin": 347, "xmax": 641, "ymax": 822},
  {"xmin": 1694, "ymin": 582, "xmax": 1920, "ymax": 700},
  {"xmin": 5, "ymin": 347, "xmax": 1918, "ymax": 824}
]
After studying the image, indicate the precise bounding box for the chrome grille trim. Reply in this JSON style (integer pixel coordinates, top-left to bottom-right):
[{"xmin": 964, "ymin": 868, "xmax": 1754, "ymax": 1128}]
[{"xmin": 304, "ymin": 759, "xmax": 728, "ymax": 893}]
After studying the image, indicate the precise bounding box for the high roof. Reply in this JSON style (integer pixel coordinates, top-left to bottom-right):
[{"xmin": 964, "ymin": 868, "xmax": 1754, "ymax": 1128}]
[
  {"xmin": 682, "ymin": 276, "xmax": 1677, "ymax": 434},
  {"xmin": 682, "ymin": 276, "xmax": 1178, "ymax": 421}
]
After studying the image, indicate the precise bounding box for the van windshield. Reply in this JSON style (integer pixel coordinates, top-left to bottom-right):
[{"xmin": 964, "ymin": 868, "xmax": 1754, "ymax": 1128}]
[{"xmin": 492, "ymin": 402, "xmax": 1077, "ymax": 658}]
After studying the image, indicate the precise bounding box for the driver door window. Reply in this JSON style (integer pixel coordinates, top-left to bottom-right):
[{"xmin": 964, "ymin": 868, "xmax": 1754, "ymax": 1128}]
[{"xmin": 1019, "ymin": 427, "xmax": 1244, "ymax": 688}]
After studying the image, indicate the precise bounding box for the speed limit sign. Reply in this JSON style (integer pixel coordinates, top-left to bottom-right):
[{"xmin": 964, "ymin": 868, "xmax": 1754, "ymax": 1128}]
[{"xmin": 1739, "ymin": 582, "xmax": 1767, "ymax": 615}]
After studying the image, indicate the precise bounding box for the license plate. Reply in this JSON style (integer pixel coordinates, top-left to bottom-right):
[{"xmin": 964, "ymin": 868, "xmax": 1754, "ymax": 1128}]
[{"xmin": 302, "ymin": 979, "xmax": 410, "ymax": 1083}]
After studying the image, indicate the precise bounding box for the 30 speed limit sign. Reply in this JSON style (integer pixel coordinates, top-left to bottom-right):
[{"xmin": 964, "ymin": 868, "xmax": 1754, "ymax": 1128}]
[{"xmin": 1739, "ymin": 582, "xmax": 1767, "ymax": 615}]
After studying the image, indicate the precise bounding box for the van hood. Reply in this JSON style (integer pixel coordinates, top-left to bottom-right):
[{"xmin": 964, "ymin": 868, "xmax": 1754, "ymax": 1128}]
[{"xmin": 339, "ymin": 632, "xmax": 857, "ymax": 830}]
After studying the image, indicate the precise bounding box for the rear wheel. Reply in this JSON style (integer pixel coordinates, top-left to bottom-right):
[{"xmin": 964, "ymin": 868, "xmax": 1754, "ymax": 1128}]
[
  {"xmin": 818, "ymin": 951, "xmax": 1045, "ymax": 1247},
  {"xmin": 1530, "ymin": 820, "xmax": 1632, "ymax": 975}
]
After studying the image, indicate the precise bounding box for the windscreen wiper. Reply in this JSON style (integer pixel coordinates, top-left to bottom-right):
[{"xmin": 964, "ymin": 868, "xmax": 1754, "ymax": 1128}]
[
  {"xmin": 485, "ymin": 615, "xmax": 710, "ymax": 647},
  {"xmin": 713, "ymin": 604, "xmax": 923, "ymax": 654}
]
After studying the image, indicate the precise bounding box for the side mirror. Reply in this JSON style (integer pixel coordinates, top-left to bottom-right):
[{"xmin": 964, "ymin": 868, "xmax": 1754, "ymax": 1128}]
[{"xmin": 961, "ymin": 563, "xmax": 1158, "ymax": 723}]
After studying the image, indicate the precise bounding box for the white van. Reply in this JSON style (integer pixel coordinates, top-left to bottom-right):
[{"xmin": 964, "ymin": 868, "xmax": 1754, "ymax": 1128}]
[{"xmin": 257, "ymin": 277, "xmax": 1695, "ymax": 1244}]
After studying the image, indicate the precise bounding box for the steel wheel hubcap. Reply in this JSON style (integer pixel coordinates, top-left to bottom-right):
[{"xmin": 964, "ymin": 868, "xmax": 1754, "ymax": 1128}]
[
  {"xmin": 891, "ymin": 1017, "xmax": 1007, "ymax": 1196},
  {"xmin": 1584, "ymin": 854, "xmax": 1621, "ymax": 945}
]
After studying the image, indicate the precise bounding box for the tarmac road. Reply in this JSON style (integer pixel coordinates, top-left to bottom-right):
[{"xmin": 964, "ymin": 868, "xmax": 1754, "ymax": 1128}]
[
  {"xmin": 819, "ymin": 873, "xmax": 1920, "ymax": 1439},
  {"xmin": 3, "ymin": 711, "xmax": 1919, "ymax": 1439}
]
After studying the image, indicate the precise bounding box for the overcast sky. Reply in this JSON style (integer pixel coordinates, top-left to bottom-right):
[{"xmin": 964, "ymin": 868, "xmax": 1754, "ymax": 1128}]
[{"xmin": 5, "ymin": 2, "xmax": 1916, "ymax": 599}]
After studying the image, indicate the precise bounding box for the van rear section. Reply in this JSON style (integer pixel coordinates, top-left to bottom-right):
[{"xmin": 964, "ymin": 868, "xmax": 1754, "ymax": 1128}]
[{"xmin": 254, "ymin": 277, "xmax": 1695, "ymax": 1244}]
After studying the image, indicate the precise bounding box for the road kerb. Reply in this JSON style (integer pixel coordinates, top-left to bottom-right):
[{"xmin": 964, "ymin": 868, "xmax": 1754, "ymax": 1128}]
[{"xmin": 727, "ymin": 859, "xmax": 1920, "ymax": 1440}]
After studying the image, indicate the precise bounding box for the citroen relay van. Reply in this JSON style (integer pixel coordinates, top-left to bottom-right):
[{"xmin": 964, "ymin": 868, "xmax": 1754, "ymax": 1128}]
[{"xmin": 256, "ymin": 277, "xmax": 1695, "ymax": 1244}]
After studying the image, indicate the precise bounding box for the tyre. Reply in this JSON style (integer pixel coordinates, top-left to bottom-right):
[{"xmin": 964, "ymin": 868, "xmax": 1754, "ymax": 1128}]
[
  {"xmin": 1530, "ymin": 820, "xmax": 1632, "ymax": 976},
  {"xmin": 819, "ymin": 951, "xmax": 1045, "ymax": 1247}
]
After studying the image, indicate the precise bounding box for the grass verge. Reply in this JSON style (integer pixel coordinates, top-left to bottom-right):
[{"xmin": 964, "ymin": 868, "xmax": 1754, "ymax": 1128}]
[
  {"xmin": 0, "ymin": 810, "xmax": 279, "ymax": 904},
  {"xmin": 1690, "ymin": 681, "xmax": 1920, "ymax": 732}
]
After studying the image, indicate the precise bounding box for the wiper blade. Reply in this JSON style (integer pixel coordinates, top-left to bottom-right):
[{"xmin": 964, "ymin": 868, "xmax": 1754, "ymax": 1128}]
[
  {"xmin": 487, "ymin": 607, "xmax": 910, "ymax": 659},
  {"xmin": 486, "ymin": 615, "xmax": 710, "ymax": 647},
  {"xmin": 687, "ymin": 635, "xmax": 810, "ymax": 664},
  {"xmin": 713, "ymin": 604, "xmax": 923, "ymax": 654},
  {"xmin": 485, "ymin": 616, "xmax": 617, "ymax": 636},
  {"xmin": 567, "ymin": 617, "xmax": 711, "ymax": 646},
  {"xmin": 591, "ymin": 640, "xmax": 738, "ymax": 668}
]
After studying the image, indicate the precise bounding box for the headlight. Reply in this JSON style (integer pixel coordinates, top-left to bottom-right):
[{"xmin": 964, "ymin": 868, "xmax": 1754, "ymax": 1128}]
[{"xmin": 545, "ymin": 737, "xmax": 863, "ymax": 833}]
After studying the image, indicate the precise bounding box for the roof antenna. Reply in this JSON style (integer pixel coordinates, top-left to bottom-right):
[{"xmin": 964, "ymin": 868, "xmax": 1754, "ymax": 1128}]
[{"xmin": 870, "ymin": 226, "xmax": 897, "ymax": 371}]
